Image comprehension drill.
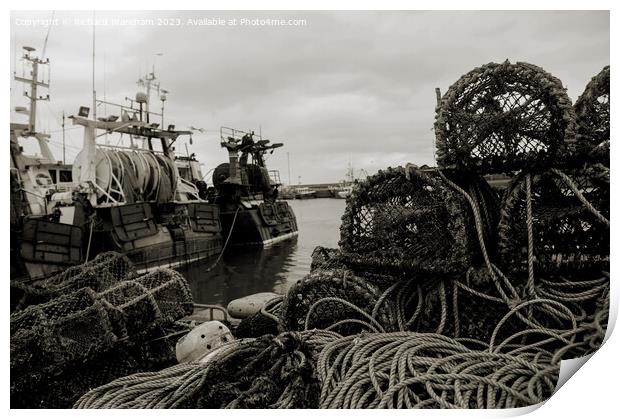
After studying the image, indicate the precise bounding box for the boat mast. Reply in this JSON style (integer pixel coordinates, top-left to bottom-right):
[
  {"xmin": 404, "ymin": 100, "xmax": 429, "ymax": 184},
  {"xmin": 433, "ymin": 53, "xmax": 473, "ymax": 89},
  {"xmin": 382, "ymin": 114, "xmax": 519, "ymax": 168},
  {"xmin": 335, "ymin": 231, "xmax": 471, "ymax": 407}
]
[
  {"xmin": 14, "ymin": 47, "xmax": 49, "ymax": 134},
  {"xmin": 62, "ymin": 111, "xmax": 66, "ymax": 164},
  {"xmin": 13, "ymin": 46, "xmax": 54, "ymax": 162},
  {"xmin": 92, "ymin": 12, "xmax": 97, "ymax": 121}
]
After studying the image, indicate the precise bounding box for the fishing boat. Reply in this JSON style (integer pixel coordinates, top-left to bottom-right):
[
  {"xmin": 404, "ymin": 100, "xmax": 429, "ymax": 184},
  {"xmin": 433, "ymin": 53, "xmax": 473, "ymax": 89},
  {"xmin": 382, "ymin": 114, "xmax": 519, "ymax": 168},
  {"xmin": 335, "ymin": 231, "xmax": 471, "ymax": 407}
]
[
  {"xmin": 211, "ymin": 127, "xmax": 299, "ymax": 246},
  {"xmin": 335, "ymin": 185, "xmax": 354, "ymax": 199},
  {"xmin": 10, "ymin": 46, "xmax": 82, "ymax": 281},
  {"xmin": 293, "ymin": 186, "xmax": 317, "ymax": 199},
  {"xmin": 10, "ymin": 49, "xmax": 223, "ymax": 281},
  {"xmin": 330, "ymin": 162, "xmax": 365, "ymax": 199}
]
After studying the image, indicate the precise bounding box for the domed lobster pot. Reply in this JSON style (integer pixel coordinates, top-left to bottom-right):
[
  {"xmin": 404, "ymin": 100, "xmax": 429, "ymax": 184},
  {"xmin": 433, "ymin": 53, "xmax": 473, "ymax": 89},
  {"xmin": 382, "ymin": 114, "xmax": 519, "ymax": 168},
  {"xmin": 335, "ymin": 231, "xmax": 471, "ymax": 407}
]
[
  {"xmin": 435, "ymin": 61, "xmax": 576, "ymax": 174},
  {"xmin": 498, "ymin": 164, "xmax": 609, "ymax": 275},
  {"xmin": 573, "ymin": 66, "xmax": 610, "ymax": 166},
  {"xmin": 339, "ymin": 166, "xmax": 499, "ymax": 276}
]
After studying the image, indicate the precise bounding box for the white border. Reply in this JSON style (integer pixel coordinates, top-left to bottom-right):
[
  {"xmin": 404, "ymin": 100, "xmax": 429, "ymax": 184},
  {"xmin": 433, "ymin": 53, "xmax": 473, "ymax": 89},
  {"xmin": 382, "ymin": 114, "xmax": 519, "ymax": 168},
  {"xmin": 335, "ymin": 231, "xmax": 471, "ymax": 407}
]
[{"xmin": 3, "ymin": 1, "xmax": 616, "ymax": 417}]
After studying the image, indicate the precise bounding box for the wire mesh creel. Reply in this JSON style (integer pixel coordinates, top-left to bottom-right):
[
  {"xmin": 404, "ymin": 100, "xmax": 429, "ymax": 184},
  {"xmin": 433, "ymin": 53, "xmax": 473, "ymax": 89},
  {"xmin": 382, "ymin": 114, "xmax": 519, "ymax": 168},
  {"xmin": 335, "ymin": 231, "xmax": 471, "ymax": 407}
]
[
  {"xmin": 279, "ymin": 268, "xmax": 394, "ymax": 335},
  {"xmin": 339, "ymin": 166, "xmax": 498, "ymax": 276},
  {"xmin": 573, "ymin": 66, "xmax": 610, "ymax": 166},
  {"xmin": 498, "ymin": 164, "xmax": 609, "ymax": 275},
  {"xmin": 435, "ymin": 61, "xmax": 576, "ymax": 173}
]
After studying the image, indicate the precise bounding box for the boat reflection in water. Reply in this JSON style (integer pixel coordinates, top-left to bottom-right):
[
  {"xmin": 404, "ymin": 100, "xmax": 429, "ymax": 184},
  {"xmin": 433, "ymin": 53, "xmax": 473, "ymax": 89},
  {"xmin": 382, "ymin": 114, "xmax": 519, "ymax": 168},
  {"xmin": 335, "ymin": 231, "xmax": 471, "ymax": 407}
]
[
  {"xmin": 180, "ymin": 198, "xmax": 346, "ymax": 306},
  {"xmin": 179, "ymin": 239, "xmax": 300, "ymax": 306}
]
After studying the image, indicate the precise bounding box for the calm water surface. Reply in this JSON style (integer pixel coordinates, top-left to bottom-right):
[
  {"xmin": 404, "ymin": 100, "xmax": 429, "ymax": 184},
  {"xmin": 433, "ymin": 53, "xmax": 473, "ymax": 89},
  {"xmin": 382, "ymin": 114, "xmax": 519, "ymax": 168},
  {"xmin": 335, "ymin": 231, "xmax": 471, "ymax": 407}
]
[{"xmin": 179, "ymin": 198, "xmax": 346, "ymax": 306}]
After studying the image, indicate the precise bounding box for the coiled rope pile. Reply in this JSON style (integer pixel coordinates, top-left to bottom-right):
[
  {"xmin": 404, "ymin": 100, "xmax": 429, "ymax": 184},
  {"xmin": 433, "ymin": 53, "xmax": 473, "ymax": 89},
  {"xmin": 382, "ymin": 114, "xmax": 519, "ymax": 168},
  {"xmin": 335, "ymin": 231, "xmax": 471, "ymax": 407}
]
[
  {"xmin": 70, "ymin": 62, "xmax": 609, "ymax": 409},
  {"xmin": 75, "ymin": 330, "xmax": 341, "ymax": 409},
  {"xmin": 318, "ymin": 333, "xmax": 558, "ymax": 409}
]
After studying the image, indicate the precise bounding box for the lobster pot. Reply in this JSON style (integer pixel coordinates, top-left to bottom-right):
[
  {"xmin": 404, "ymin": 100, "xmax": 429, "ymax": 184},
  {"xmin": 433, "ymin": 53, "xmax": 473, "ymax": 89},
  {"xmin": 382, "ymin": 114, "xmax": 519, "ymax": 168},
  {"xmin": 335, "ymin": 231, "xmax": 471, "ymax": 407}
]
[
  {"xmin": 310, "ymin": 246, "xmax": 405, "ymax": 290},
  {"xmin": 11, "ymin": 323, "xmax": 190, "ymax": 409},
  {"xmin": 498, "ymin": 164, "xmax": 610, "ymax": 275},
  {"xmin": 34, "ymin": 252, "xmax": 134, "ymax": 294},
  {"xmin": 99, "ymin": 268, "xmax": 194, "ymax": 337},
  {"xmin": 574, "ymin": 66, "xmax": 610, "ymax": 166},
  {"xmin": 11, "ymin": 252, "xmax": 135, "ymax": 313},
  {"xmin": 279, "ymin": 268, "xmax": 394, "ymax": 335},
  {"xmin": 10, "ymin": 288, "xmax": 118, "ymax": 392},
  {"xmin": 435, "ymin": 61, "xmax": 576, "ymax": 173},
  {"xmin": 10, "ymin": 269, "xmax": 194, "ymax": 408},
  {"xmin": 339, "ymin": 166, "xmax": 497, "ymax": 276}
]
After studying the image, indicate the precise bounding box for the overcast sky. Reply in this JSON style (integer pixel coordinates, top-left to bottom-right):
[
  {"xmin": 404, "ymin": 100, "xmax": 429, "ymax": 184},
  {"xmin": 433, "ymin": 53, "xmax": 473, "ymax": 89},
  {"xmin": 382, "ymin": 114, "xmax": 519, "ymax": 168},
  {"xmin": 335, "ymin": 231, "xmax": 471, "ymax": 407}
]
[{"xmin": 10, "ymin": 10, "xmax": 609, "ymax": 184}]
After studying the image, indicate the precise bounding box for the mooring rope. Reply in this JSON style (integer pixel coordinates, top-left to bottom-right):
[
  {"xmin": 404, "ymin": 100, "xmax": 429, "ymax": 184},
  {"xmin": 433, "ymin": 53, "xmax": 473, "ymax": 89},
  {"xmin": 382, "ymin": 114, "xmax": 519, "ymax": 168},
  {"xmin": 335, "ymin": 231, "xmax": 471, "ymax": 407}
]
[{"xmin": 204, "ymin": 206, "xmax": 241, "ymax": 273}]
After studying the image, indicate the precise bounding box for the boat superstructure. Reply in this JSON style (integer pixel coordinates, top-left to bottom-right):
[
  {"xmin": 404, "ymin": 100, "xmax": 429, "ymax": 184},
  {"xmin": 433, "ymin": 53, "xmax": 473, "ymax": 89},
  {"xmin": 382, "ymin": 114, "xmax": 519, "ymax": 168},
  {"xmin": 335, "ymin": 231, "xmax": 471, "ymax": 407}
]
[
  {"xmin": 211, "ymin": 127, "xmax": 298, "ymax": 246},
  {"xmin": 10, "ymin": 47, "xmax": 82, "ymax": 280},
  {"xmin": 11, "ymin": 60, "xmax": 223, "ymax": 281}
]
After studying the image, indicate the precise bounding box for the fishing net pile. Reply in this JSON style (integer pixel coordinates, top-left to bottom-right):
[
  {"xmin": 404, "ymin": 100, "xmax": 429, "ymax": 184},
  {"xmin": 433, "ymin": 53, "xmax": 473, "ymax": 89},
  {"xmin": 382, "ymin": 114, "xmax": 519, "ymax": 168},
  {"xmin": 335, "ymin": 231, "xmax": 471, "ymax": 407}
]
[
  {"xmin": 272, "ymin": 62, "xmax": 607, "ymax": 407},
  {"xmin": 10, "ymin": 254, "xmax": 194, "ymax": 408},
  {"xmin": 65, "ymin": 62, "xmax": 610, "ymax": 410},
  {"xmin": 10, "ymin": 252, "xmax": 135, "ymax": 313}
]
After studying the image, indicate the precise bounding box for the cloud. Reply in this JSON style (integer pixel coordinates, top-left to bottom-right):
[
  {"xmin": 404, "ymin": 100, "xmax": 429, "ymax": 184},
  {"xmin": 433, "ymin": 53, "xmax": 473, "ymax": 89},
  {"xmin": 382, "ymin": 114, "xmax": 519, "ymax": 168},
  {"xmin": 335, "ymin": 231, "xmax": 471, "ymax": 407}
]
[{"xmin": 11, "ymin": 10, "xmax": 609, "ymax": 183}]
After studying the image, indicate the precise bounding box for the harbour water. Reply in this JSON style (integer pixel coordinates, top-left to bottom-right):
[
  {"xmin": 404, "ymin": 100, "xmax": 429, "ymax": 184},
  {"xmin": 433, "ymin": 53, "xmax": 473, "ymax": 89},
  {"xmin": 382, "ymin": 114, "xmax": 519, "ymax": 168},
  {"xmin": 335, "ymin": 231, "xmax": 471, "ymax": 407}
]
[{"xmin": 179, "ymin": 198, "xmax": 346, "ymax": 306}]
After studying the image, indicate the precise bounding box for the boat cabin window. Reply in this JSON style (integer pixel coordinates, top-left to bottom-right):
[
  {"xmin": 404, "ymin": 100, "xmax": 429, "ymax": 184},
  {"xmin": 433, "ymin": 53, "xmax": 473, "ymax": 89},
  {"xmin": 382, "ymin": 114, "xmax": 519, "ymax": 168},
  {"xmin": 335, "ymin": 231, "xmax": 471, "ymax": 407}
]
[
  {"xmin": 178, "ymin": 167, "xmax": 191, "ymax": 181},
  {"xmin": 48, "ymin": 169, "xmax": 57, "ymax": 184},
  {"xmin": 59, "ymin": 170, "xmax": 72, "ymax": 183}
]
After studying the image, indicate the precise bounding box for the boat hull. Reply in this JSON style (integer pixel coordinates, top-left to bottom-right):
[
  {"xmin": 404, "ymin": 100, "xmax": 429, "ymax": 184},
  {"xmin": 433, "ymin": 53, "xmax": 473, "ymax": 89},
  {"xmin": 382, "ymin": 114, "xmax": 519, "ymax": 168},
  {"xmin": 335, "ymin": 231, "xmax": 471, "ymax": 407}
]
[
  {"xmin": 11, "ymin": 202, "xmax": 224, "ymax": 282},
  {"xmin": 219, "ymin": 201, "xmax": 299, "ymax": 247}
]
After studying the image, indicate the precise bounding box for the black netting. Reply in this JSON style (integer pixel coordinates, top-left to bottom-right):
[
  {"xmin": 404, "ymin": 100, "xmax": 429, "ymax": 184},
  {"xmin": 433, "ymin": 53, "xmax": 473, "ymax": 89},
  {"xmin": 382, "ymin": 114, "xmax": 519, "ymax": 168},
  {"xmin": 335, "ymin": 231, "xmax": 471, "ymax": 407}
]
[
  {"xmin": 190, "ymin": 333, "xmax": 321, "ymax": 408},
  {"xmin": 235, "ymin": 296, "xmax": 282, "ymax": 338},
  {"xmin": 11, "ymin": 268, "xmax": 194, "ymax": 408},
  {"xmin": 573, "ymin": 66, "xmax": 610, "ymax": 166},
  {"xmin": 498, "ymin": 164, "xmax": 609, "ymax": 275},
  {"xmin": 10, "ymin": 288, "xmax": 117, "ymax": 392},
  {"xmin": 310, "ymin": 246, "xmax": 403, "ymax": 290},
  {"xmin": 279, "ymin": 268, "xmax": 394, "ymax": 335},
  {"xmin": 339, "ymin": 166, "xmax": 497, "ymax": 276},
  {"xmin": 11, "ymin": 252, "xmax": 135, "ymax": 313},
  {"xmin": 435, "ymin": 61, "xmax": 576, "ymax": 173},
  {"xmin": 11, "ymin": 323, "xmax": 189, "ymax": 409},
  {"xmin": 99, "ymin": 268, "xmax": 194, "ymax": 337}
]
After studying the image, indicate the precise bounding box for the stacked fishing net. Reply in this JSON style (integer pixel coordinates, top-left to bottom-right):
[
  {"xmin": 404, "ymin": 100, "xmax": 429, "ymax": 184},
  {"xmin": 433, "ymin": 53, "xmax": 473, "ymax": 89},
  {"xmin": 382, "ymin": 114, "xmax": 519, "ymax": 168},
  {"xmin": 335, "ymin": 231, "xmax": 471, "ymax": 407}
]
[
  {"xmin": 339, "ymin": 166, "xmax": 499, "ymax": 277},
  {"xmin": 10, "ymin": 252, "xmax": 135, "ymax": 313},
  {"xmin": 280, "ymin": 268, "xmax": 395, "ymax": 335},
  {"xmin": 434, "ymin": 60, "xmax": 576, "ymax": 173},
  {"xmin": 10, "ymin": 254, "xmax": 194, "ymax": 408},
  {"xmin": 573, "ymin": 66, "xmax": 610, "ymax": 166},
  {"xmin": 498, "ymin": 165, "xmax": 610, "ymax": 276},
  {"xmin": 235, "ymin": 295, "xmax": 283, "ymax": 338}
]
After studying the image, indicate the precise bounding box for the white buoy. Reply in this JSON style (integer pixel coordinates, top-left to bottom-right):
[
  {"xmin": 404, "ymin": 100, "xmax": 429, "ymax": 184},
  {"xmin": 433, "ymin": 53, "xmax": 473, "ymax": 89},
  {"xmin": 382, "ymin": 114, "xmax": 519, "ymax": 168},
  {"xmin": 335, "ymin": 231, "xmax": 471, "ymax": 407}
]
[
  {"xmin": 175, "ymin": 321, "xmax": 234, "ymax": 363},
  {"xmin": 226, "ymin": 292, "xmax": 281, "ymax": 319}
]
